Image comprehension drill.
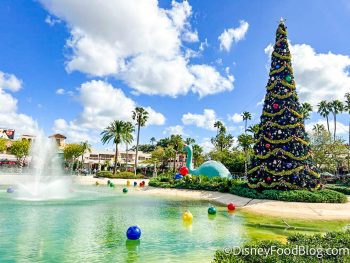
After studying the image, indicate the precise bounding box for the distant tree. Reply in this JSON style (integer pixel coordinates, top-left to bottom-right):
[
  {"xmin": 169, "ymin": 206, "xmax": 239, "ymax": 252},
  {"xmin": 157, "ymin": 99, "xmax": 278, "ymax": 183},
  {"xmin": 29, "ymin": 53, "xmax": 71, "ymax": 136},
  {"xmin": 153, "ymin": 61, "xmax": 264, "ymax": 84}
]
[
  {"xmin": 246, "ymin": 124, "xmax": 260, "ymax": 138},
  {"xmin": 101, "ymin": 120, "xmax": 133, "ymax": 174},
  {"xmin": 214, "ymin": 121, "xmax": 225, "ymax": 135},
  {"xmin": 242, "ymin": 111, "xmax": 252, "ymax": 133},
  {"xmin": 208, "ymin": 149, "xmax": 245, "ymax": 175},
  {"xmin": 0, "ymin": 138, "xmax": 7, "ymax": 153},
  {"xmin": 150, "ymin": 137, "xmax": 156, "ymax": 146},
  {"xmin": 329, "ymin": 100, "xmax": 344, "ymax": 140},
  {"xmin": 9, "ymin": 140, "xmax": 30, "ymax": 164},
  {"xmin": 132, "ymin": 107, "xmax": 149, "ymax": 171},
  {"xmin": 344, "ymin": 93, "xmax": 350, "ymax": 171},
  {"xmin": 185, "ymin": 137, "xmax": 195, "ymax": 145},
  {"xmin": 192, "ymin": 144, "xmax": 204, "ymax": 167},
  {"xmin": 64, "ymin": 143, "xmax": 84, "ymax": 170},
  {"xmin": 156, "ymin": 137, "xmax": 171, "ymax": 148},
  {"xmin": 317, "ymin": 100, "xmax": 331, "ymax": 135},
  {"xmin": 211, "ymin": 123, "xmax": 234, "ymax": 152},
  {"xmin": 169, "ymin": 134, "xmax": 184, "ymax": 172},
  {"xmin": 123, "ymin": 121, "xmax": 135, "ymax": 171},
  {"xmin": 300, "ymin": 102, "xmax": 313, "ymax": 120},
  {"xmin": 237, "ymin": 133, "xmax": 254, "ymax": 176}
]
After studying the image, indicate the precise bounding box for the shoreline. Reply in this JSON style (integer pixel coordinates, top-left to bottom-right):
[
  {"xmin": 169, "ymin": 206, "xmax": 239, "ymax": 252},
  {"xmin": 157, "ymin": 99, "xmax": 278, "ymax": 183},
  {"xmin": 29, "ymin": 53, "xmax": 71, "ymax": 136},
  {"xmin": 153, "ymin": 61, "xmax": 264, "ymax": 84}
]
[{"xmin": 2, "ymin": 174, "xmax": 350, "ymax": 220}]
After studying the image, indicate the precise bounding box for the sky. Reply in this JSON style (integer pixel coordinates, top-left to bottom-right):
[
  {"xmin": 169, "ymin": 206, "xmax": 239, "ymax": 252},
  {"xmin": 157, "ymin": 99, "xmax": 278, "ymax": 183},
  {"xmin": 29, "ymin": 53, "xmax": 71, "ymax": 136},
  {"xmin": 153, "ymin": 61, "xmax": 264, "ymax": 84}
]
[{"xmin": 0, "ymin": 0, "xmax": 349, "ymax": 151}]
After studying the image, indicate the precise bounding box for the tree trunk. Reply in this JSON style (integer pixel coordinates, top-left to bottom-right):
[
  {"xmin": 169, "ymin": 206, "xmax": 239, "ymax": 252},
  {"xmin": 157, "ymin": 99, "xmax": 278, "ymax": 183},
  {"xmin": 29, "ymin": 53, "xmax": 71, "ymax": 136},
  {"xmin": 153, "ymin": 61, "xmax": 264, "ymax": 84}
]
[
  {"xmin": 135, "ymin": 123, "xmax": 141, "ymax": 174},
  {"xmin": 334, "ymin": 113, "xmax": 337, "ymax": 141},
  {"xmin": 113, "ymin": 143, "xmax": 119, "ymax": 174},
  {"xmin": 173, "ymin": 151, "xmax": 177, "ymax": 172},
  {"xmin": 125, "ymin": 143, "xmax": 128, "ymax": 171},
  {"xmin": 81, "ymin": 153, "xmax": 84, "ymax": 170},
  {"xmin": 326, "ymin": 115, "xmax": 330, "ymax": 136}
]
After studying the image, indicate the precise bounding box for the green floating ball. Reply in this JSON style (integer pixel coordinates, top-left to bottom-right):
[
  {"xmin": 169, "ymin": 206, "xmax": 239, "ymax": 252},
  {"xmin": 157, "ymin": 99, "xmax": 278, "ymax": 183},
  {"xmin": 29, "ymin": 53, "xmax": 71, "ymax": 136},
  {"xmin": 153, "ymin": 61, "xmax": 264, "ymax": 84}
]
[
  {"xmin": 208, "ymin": 206, "xmax": 217, "ymax": 215},
  {"xmin": 109, "ymin": 182, "xmax": 115, "ymax": 188},
  {"xmin": 285, "ymin": 75, "xmax": 292, "ymax": 83},
  {"xmin": 123, "ymin": 188, "xmax": 128, "ymax": 193}
]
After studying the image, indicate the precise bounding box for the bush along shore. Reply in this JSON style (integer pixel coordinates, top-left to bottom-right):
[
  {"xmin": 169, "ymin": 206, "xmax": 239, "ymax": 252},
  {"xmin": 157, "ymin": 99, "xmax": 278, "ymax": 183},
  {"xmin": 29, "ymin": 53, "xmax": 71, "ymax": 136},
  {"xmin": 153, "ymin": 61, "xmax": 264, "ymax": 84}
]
[
  {"xmin": 213, "ymin": 230, "xmax": 350, "ymax": 263},
  {"xmin": 95, "ymin": 171, "xmax": 146, "ymax": 179},
  {"xmin": 149, "ymin": 174, "xmax": 347, "ymax": 203}
]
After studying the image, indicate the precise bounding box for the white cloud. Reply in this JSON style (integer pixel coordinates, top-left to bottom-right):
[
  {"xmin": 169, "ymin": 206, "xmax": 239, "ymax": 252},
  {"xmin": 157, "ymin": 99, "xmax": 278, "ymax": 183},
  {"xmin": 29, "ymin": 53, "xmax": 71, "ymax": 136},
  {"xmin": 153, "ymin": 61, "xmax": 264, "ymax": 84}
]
[
  {"xmin": 228, "ymin": 113, "xmax": 243, "ymax": 123},
  {"xmin": 265, "ymin": 43, "xmax": 350, "ymax": 107},
  {"xmin": 39, "ymin": 0, "xmax": 233, "ymax": 97},
  {"xmin": 199, "ymin": 138, "xmax": 214, "ymax": 153},
  {"xmin": 0, "ymin": 71, "xmax": 38, "ymax": 135},
  {"xmin": 45, "ymin": 15, "xmax": 61, "ymax": 26},
  {"xmin": 53, "ymin": 80, "xmax": 165, "ymax": 142},
  {"xmin": 305, "ymin": 119, "xmax": 348, "ymax": 135},
  {"xmin": 56, "ymin": 88, "xmax": 65, "ymax": 95},
  {"xmin": 163, "ymin": 125, "xmax": 185, "ymax": 136},
  {"xmin": 182, "ymin": 109, "xmax": 218, "ymax": 131},
  {"xmin": 219, "ymin": 20, "xmax": 249, "ymax": 52}
]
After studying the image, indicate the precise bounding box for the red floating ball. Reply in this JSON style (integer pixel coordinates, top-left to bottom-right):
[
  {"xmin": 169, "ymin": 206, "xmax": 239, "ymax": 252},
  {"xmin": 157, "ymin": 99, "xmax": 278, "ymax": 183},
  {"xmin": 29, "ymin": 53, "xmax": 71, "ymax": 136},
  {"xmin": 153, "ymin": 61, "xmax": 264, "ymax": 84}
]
[
  {"xmin": 227, "ymin": 203, "xmax": 236, "ymax": 211},
  {"xmin": 179, "ymin": 166, "xmax": 189, "ymax": 176},
  {"xmin": 273, "ymin": 103, "xmax": 279, "ymax": 109}
]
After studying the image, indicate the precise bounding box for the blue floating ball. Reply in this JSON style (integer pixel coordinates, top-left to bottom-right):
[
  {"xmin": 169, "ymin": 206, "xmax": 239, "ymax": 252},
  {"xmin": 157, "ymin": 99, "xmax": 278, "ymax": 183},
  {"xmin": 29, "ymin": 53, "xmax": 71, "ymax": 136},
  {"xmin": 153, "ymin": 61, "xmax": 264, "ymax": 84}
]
[
  {"xmin": 126, "ymin": 225, "xmax": 141, "ymax": 240},
  {"xmin": 175, "ymin": 173, "xmax": 183, "ymax": 180},
  {"xmin": 7, "ymin": 187, "xmax": 14, "ymax": 193},
  {"xmin": 133, "ymin": 181, "xmax": 137, "ymax": 187}
]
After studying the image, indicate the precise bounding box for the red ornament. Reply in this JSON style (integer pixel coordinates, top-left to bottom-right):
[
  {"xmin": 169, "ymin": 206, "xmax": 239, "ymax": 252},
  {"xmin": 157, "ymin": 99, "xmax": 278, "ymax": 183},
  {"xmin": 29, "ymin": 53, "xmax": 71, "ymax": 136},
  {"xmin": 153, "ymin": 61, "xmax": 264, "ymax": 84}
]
[
  {"xmin": 273, "ymin": 103, "xmax": 279, "ymax": 109},
  {"xmin": 179, "ymin": 166, "xmax": 189, "ymax": 176},
  {"xmin": 266, "ymin": 177, "xmax": 272, "ymax": 182},
  {"xmin": 265, "ymin": 143, "xmax": 271, "ymax": 149},
  {"xmin": 227, "ymin": 203, "xmax": 236, "ymax": 211}
]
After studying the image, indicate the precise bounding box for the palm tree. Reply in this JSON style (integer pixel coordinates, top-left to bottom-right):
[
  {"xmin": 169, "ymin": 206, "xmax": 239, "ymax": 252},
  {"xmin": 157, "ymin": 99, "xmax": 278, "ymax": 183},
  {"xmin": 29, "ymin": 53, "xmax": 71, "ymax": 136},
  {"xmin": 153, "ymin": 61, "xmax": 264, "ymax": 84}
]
[
  {"xmin": 80, "ymin": 141, "xmax": 91, "ymax": 170},
  {"xmin": 132, "ymin": 107, "xmax": 149, "ymax": 172},
  {"xmin": 329, "ymin": 100, "xmax": 344, "ymax": 140},
  {"xmin": 246, "ymin": 124, "xmax": 260, "ymax": 137},
  {"xmin": 300, "ymin": 102, "xmax": 313, "ymax": 120},
  {"xmin": 185, "ymin": 137, "xmax": 195, "ymax": 145},
  {"xmin": 123, "ymin": 122, "xmax": 135, "ymax": 171},
  {"xmin": 318, "ymin": 100, "xmax": 331, "ymax": 135},
  {"xmin": 150, "ymin": 137, "xmax": 156, "ymax": 146},
  {"xmin": 312, "ymin": 124, "xmax": 326, "ymax": 135},
  {"xmin": 213, "ymin": 121, "xmax": 224, "ymax": 135},
  {"xmin": 101, "ymin": 120, "xmax": 129, "ymax": 174},
  {"xmin": 344, "ymin": 93, "xmax": 350, "ymax": 172},
  {"xmin": 241, "ymin": 111, "xmax": 252, "ymax": 133},
  {"xmin": 169, "ymin": 134, "xmax": 184, "ymax": 172},
  {"xmin": 238, "ymin": 133, "xmax": 254, "ymax": 177}
]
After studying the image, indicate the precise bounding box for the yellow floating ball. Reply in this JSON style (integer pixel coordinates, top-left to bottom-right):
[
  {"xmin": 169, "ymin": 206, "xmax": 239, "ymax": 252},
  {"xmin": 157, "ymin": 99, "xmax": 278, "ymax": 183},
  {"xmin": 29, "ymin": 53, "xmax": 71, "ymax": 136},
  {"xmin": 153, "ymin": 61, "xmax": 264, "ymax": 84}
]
[
  {"xmin": 182, "ymin": 211, "xmax": 193, "ymax": 222},
  {"xmin": 126, "ymin": 180, "xmax": 131, "ymax": 186}
]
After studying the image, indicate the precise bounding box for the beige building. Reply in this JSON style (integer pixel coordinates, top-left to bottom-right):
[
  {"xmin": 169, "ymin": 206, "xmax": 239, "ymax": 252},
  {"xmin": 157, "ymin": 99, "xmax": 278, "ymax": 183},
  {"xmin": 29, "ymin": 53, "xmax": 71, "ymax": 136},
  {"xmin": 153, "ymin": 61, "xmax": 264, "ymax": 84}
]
[{"xmin": 81, "ymin": 149, "xmax": 152, "ymax": 170}]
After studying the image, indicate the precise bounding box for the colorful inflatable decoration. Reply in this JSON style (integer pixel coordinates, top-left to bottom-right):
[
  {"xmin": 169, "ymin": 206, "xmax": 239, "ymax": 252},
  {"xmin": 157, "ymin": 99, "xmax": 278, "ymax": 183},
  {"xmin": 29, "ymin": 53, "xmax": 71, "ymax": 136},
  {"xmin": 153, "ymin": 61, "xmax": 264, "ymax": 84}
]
[
  {"xmin": 123, "ymin": 188, "xmax": 128, "ymax": 193},
  {"xmin": 182, "ymin": 211, "xmax": 193, "ymax": 223},
  {"xmin": 6, "ymin": 187, "xmax": 14, "ymax": 193},
  {"xmin": 126, "ymin": 225, "xmax": 141, "ymax": 240},
  {"xmin": 183, "ymin": 145, "xmax": 231, "ymax": 178},
  {"xmin": 208, "ymin": 206, "xmax": 217, "ymax": 215},
  {"xmin": 175, "ymin": 173, "xmax": 183, "ymax": 180},
  {"xmin": 227, "ymin": 203, "xmax": 236, "ymax": 211},
  {"xmin": 179, "ymin": 166, "xmax": 189, "ymax": 176}
]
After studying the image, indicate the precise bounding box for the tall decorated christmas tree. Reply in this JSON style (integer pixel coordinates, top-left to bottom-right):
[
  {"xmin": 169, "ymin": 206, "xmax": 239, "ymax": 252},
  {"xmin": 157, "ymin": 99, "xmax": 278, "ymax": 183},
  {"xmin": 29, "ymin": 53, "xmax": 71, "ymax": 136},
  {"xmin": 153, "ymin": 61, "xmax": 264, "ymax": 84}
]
[{"xmin": 247, "ymin": 19, "xmax": 320, "ymax": 190}]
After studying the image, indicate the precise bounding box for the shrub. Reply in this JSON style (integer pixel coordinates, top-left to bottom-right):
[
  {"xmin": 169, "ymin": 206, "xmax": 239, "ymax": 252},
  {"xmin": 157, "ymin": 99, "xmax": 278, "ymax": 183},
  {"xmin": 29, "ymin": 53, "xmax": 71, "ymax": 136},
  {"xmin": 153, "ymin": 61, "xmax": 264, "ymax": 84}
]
[
  {"xmin": 95, "ymin": 171, "xmax": 145, "ymax": 179},
  {"xmin": 325, "ymin": 185, "xmax": 350, "ymax": 195},
  {"xmin": 230, "ymin": 183, "xmax": 347, "ymax": 203},
  {"xmin": 213, "ymin": 230, "xmax": 350, "ymax": 262}
]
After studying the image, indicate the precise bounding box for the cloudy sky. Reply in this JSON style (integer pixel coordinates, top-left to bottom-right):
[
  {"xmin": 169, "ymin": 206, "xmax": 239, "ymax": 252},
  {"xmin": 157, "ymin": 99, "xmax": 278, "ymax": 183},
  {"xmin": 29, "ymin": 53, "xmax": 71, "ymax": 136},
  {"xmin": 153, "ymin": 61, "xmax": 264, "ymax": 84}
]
[{"xmin": 0, "ymin": 0, "xmax": 349, "ymax": 149}]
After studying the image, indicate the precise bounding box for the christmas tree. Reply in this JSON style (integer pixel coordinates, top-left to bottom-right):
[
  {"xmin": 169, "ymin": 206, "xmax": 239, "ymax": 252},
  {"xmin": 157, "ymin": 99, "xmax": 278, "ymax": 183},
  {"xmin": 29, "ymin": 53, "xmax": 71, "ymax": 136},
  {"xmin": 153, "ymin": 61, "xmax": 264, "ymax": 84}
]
[{"xmin": 247, "ymin": 19, "xmax": 320, "ymax": 190}]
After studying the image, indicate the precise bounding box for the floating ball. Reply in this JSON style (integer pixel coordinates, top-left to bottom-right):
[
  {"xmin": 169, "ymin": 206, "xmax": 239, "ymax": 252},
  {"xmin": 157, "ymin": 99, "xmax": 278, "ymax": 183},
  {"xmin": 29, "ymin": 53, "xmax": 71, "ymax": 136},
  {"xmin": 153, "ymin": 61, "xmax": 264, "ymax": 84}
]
[
  {"xmin": 179, "ymin": 166, "xmax": 189, "ymax": 176},
  {"xmin": 126, "ymin": 180, "xmax": 130, "ymax": 186},
  {"xmin": 123, "ymin": 188, "xmax": 128, "ymax": 193},
  {"xmin": 107, "ymin": 180, "xmax": 111, "ymax": 185},
  {"xmin": 227, "ymin": 203, "xmax": 236, "ymax": 211},
  {"xmin": 273, "ymin": 103, "xmax": 279, "ymax": 110},
  {"xmin": 182, "ymin": 211, "xmax": 193, "ymax": 222},
  {"xmin": 95, "ymin": 181, "xmax": 99, "ymax": 186},
  {"xmin": 133, "ymin": 181, "xmax": 137, "ymax": 187},
  {"xmin": 208, "ymin": 206, "xmax": 217, "ymax": 215},
  {"xmin": 6, "ymin": 187, "xmax": 14, "ymax": 193},
  {"xmin": 109, "ymin": 182, "xmax": 115, "ymax": 188},
  {"xmin": 126, "ymin": 225, "xmax": 141, "ymax": 240}
]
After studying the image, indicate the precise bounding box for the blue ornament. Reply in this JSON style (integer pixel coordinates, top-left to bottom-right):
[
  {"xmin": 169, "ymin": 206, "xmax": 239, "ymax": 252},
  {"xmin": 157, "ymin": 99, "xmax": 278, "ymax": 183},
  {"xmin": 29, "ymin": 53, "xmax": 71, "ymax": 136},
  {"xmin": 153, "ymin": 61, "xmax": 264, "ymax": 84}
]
[
  {"xmin": 126, "ymin": 225, "xmax": 141, "ymax": 240},
  {"xmin": 286, "ymin": 163, "xmax": 292, "ymax": 168},
  {"xmin": 292, "ymin": 175, "xmax": 298, "ymax": 180},
  {"xmin": 282, "ymin": 145, "xmax": 288, "ymax": 151},
  {"xmin": 276, "ymin": 64, "xmax": 280, "ymax": 69},
  {"xmin": 175, "ymin": 173, "xmax": 183, "ymax": 180},
  {"xmin": 7, "ymin": 187, "xmax": 14, "ymax": 193}
]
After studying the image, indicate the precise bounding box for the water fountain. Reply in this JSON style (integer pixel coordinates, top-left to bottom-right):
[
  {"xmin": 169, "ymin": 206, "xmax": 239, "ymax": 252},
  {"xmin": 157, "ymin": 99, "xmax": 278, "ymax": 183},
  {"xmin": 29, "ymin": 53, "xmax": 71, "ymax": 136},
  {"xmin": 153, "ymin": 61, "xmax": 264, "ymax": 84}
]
[{"xmin": 14, "ymin": 133, "xmax": 73, "ymax": 201}]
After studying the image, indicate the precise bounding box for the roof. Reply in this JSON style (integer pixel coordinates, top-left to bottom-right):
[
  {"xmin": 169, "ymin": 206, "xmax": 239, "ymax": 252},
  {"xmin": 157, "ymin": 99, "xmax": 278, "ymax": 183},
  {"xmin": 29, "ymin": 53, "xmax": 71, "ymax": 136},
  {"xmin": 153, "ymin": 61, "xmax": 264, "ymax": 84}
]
[{"xmin": 49, "ymin": 133, "xmax": 67, "ymax": 139}]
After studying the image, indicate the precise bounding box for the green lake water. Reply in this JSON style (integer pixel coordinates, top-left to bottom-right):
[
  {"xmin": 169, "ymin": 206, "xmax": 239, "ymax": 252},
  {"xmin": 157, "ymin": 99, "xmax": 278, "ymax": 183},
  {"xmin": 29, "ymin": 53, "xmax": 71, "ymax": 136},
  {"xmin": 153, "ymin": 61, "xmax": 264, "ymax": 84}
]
[{"xmin": 0, "ymin": 185, "xmax": 348, "ymax": 263}]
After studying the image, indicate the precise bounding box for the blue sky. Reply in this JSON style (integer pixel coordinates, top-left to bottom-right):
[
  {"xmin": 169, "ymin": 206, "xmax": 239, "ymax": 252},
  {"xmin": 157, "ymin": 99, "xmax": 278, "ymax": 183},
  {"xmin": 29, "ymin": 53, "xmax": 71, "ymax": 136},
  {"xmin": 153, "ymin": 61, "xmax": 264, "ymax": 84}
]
[{"xmin": 0, "ymin": 0, "xmax": 349, "ymax": 150}]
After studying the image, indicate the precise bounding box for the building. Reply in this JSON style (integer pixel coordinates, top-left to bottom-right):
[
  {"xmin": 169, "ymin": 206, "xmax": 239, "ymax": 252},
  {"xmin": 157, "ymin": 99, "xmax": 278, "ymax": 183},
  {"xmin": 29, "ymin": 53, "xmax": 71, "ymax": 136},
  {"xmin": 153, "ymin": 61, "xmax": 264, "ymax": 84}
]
[
  {"xmin": 48, "ymin": 134, "xmax": 66, "ymax": 150},
  {"xmin": 81, "ymin": 149, "xmax": 152, "ymax": 171}
]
